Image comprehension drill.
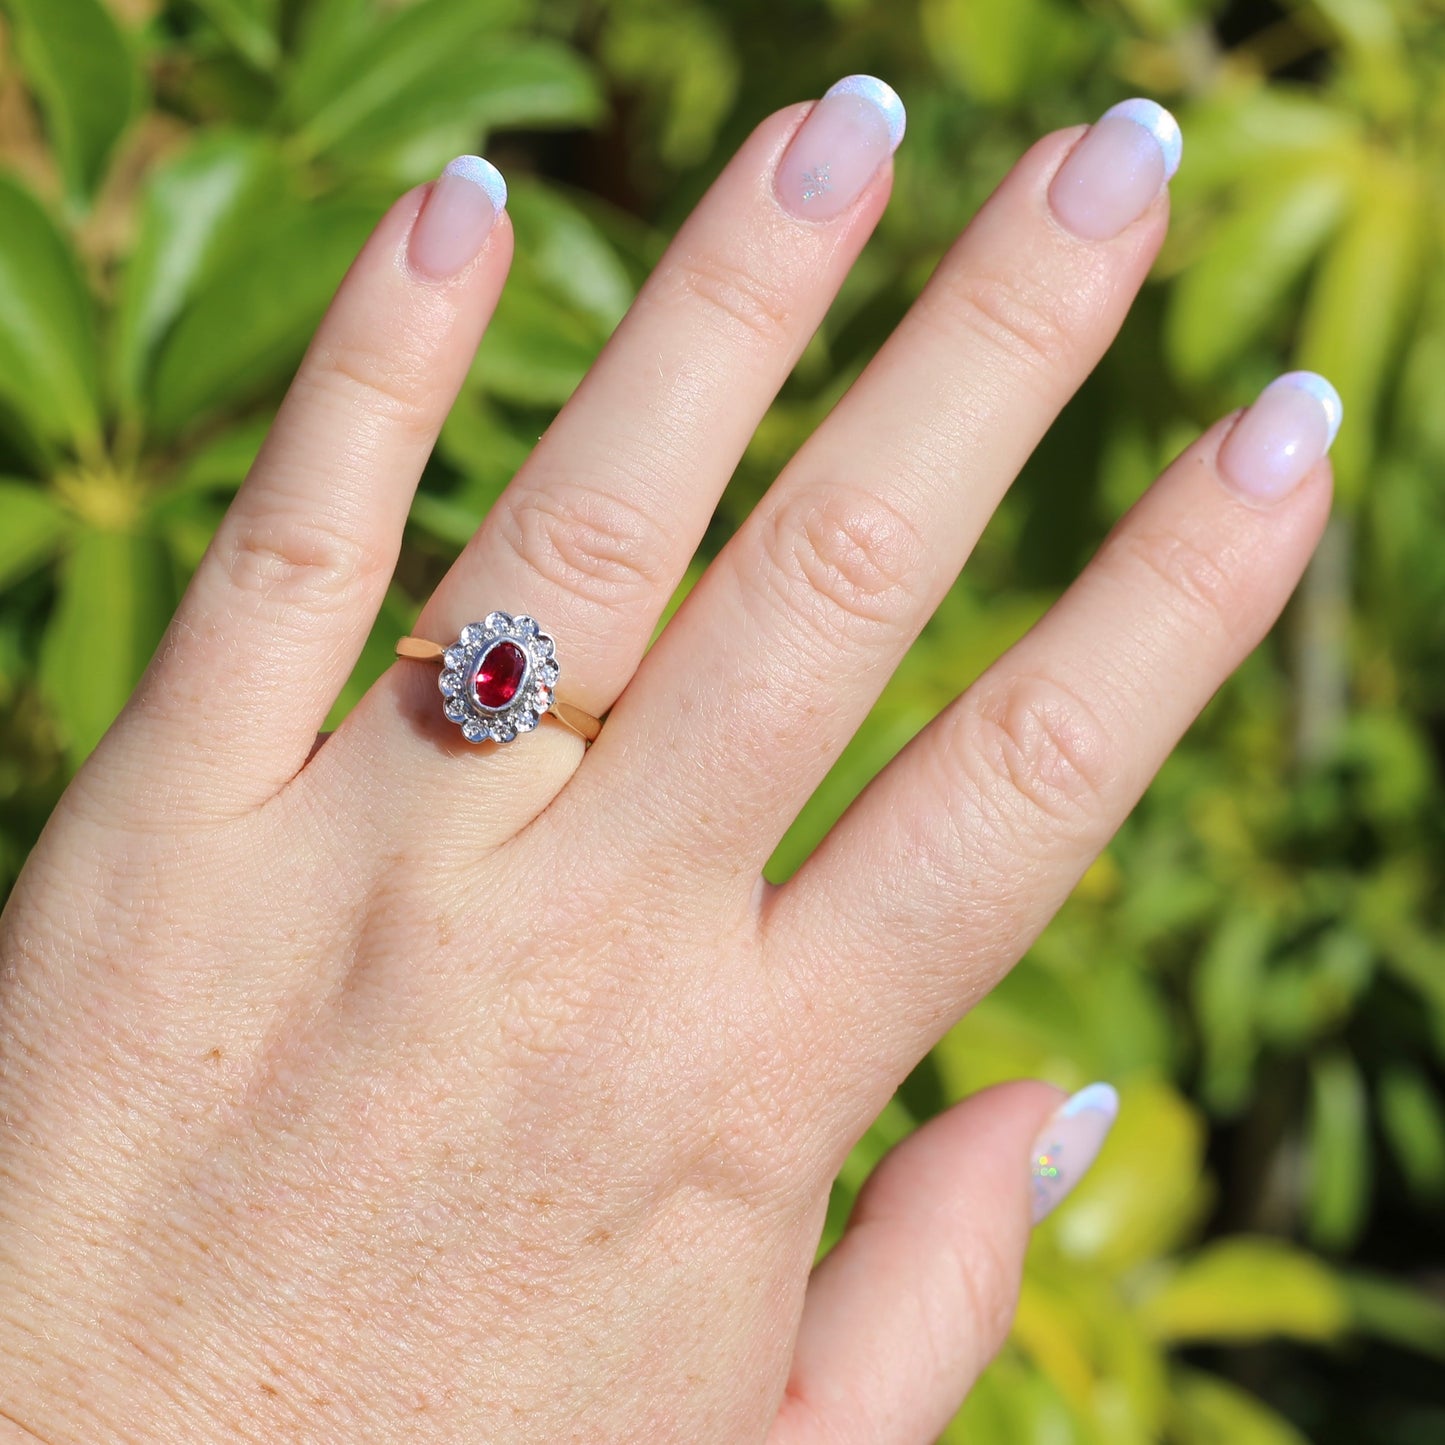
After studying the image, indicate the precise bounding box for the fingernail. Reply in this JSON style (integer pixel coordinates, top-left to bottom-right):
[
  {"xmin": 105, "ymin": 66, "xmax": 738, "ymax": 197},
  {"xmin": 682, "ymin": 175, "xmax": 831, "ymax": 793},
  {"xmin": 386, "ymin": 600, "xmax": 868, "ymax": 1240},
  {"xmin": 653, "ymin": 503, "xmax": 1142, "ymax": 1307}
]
[
  {"xmin": 409, "ymin": 155, "xmax": 507, "ymax": 280},
  {"xmin": 1030, "ymin": 1083, "xmax": 1118, "ymax": 1224},
  {"xmin": 1218, "ymin": 371, "xmax": 1344, "ymax": 504},
  {"xmin": 1048, "ymin": 97, "xmax": 1181, "ymax": 241},
  {"xmin": 775, "ymin": 74, "xmax": 905, "ymax": 222}
]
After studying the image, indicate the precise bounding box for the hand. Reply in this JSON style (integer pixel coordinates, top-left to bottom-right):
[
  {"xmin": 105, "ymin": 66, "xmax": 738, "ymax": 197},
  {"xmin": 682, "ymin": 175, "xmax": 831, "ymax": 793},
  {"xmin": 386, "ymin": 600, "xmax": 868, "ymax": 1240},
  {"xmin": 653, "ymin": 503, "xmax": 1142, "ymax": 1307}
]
[{"xmin": 0, "ymin": 81, "xmax": 1336, "ymax": 1443}]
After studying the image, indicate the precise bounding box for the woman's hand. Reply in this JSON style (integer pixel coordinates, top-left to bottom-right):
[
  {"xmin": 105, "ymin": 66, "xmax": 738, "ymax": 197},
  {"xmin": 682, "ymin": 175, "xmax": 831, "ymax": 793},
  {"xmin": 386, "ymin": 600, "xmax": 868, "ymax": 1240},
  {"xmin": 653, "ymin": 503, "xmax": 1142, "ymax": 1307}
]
[{"xmin": 0, "ymin": 81, "xmax": 1336, "ymax": 1443}]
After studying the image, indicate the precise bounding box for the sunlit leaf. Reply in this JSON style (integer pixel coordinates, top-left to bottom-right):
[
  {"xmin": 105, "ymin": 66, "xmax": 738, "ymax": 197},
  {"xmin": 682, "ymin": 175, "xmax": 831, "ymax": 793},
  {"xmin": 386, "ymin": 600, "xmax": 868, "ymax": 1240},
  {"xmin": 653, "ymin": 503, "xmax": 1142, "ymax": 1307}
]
[
  {"xmin": 38, "ymin": 528, "xmax": 174, "ymax": 760},
  {"xmin": 3, "ymin": 0, "xmax": 141, "ymax": 201},
  {"xmin": 0, "ymin": 480, "xmax": 71, "ymax": 590},
  {"xmin": 1048, "ymin": 1079, "xmax": 1209, "ymax": 1269},
  {"xmin": 1298, "ymin": 156, "xmax": 1426, "ymax": 506},
  {"xmin": 1166, "ymin": 165, "xmax": 1350, "ymax": 383},
  {"xmin": 322, "ymin": 39, "xmax": 603, "ymax": 173},
  {"xmin": 1141, "ymin": 1237, "xmax": 1350, "ymax": 1343},
  {"xmin": 0, "ymin": 176, "xmax": 102, "ymax": 452},
  {"xmin": 148, "ymin": 197, "xmax": 383, "ymax": 438},
  {"xmin": 921, "ymin": 0, "xmax": 1084, "ymax": 102},
  {"xmin": 115, "ymin": 131, "xmax": 289, "ymax": 413},
  {"xmin": 285, "ymin": 0, "xmax": 532, "ymax": 153}
]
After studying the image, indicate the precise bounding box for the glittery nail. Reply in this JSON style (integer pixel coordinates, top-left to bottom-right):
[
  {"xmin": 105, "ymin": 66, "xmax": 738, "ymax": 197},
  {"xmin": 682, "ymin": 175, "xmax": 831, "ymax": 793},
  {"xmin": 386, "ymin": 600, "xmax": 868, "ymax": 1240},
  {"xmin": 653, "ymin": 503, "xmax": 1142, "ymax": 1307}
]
[
  {"xmin": 775, "ymin": 74, "xmax": 905, "ymax": 222},
  {"xmin": 1029, "ymin": 1083, "xmax": 1119, "ymax": 1224}
]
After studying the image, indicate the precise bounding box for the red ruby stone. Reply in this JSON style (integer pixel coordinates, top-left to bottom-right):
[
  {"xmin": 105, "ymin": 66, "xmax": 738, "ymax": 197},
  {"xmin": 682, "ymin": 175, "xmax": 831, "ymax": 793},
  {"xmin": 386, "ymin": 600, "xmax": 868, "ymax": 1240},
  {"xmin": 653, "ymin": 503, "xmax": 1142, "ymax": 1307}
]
[{"xmin": 471, "ymin": 640, "xmax": 527, "ymax": 710}]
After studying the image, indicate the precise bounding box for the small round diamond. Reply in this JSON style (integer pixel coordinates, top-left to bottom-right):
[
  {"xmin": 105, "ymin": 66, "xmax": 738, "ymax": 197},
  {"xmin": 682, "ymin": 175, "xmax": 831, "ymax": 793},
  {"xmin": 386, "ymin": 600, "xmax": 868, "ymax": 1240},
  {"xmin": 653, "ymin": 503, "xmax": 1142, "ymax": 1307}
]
[
  {"xmin": 443, "ymin": 646, "xmax": 466, "ymax": 670},
  {"xmin": 443, "ymin": 696, "xmax": 466, "ymax": 722},
  {"xmin": 514, "ymin": 615, "xmax": 538, "ymax": 637},
  {"xmin": 460, "ymin": 622, "xmax": 483, "ymax": 645},
  {"xmin": 439, "ymin": 670, "xmax": 462, "ymax": 697},
  {"xmin": 538, "ymin": 660, "xmax": 559, "ymax": 684},
  {"xmin": 534, "ymin": 635, "xmax": 555, "ymax": 659},
  {"xmin": 460, "ymin": 719, "xmax": 486, "ymax": 743},
  {"xmin": 484, "ymin": 610, "xmax": 509, "ymax": 632},
  {"xmin": 516, "ymin": 710, "xmax": 538, "ymax": 732},
  {"xmin": 495, "ymin": 723, "xmax": 516, "ymax": 743}
]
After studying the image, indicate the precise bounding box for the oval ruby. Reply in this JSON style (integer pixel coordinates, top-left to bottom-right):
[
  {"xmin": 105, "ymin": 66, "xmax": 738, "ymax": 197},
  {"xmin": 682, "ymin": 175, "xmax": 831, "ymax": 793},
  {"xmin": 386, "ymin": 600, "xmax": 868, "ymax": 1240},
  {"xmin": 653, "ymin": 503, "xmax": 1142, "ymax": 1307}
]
[{"xmin": 471, "ymin": 639, "xmax": 528, "ymax": 711}]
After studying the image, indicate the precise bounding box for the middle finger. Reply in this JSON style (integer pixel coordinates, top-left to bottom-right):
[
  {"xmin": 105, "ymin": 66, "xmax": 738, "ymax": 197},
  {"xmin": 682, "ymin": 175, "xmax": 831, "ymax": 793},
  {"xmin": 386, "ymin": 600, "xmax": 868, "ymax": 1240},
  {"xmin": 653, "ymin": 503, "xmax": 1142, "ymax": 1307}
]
[{"xmin": 573, "ymin": 100, "xmax": 1182, "ymax": 882}]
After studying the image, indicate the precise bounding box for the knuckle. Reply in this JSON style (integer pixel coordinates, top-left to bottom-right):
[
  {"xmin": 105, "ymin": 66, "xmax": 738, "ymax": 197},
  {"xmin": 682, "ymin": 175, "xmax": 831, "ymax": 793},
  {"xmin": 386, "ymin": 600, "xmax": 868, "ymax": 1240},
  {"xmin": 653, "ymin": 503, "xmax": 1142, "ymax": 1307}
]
[
  {"xmin": 944, "ymin": 267, "xmax": 1076, "ymax": 374},
  {"xmin": 497, "ymin": 480, "xmax": 672, "ymax": 611},
  {"xmin": 221, "ymin": 505, "xmax": 382, "ymax": 616},
  {"xmin": 757, "ymin": 484, "xmax": 928, "ymax": 642},
  {"xmin": 303, "ymin": 332, "xmax": 437, "ymax": 443},
  {"xmin": 666, "ymin": 243, "xmax": 795, "ymax": 349},
  {"xmin": 954, "ymin": 671, "xmax": 1113, "ymax": 838},
  {"xmin": 1113, "ymin": 524, "xmax": 1236, "ymax": 647}
]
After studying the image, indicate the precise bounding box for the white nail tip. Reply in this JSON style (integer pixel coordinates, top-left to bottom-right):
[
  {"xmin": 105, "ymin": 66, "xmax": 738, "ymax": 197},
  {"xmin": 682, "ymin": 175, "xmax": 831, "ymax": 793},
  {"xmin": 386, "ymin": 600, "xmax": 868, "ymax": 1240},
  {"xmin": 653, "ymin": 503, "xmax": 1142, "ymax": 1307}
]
[
  {"xmin": 1274, "ymin": 370, "xmax": 1345, "ymax": 448},
  {"xmin": 1100, "ymin": 97, "xmax": 1183, "ymax": 180},
  {"xmin": 823, "ymin": 74, "xmax": 906, "ymax": 152},
  {"xmin": 442, "ymin": 155, "xmax": 508, "ymax": 212},
  {"xmin": 1060, "ymin": 1081, "xmax": 1120, "ymax": 1120}
]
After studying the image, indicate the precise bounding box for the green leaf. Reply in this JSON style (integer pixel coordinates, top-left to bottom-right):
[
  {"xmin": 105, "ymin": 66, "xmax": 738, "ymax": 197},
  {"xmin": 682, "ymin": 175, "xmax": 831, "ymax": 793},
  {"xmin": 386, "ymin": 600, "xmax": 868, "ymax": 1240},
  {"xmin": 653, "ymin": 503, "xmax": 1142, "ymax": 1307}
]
[
  {"xmin": 0, "ymin": 480, "xmax": 71, "ymax": 589},
  {"xmin": 1298, "ymin": 157, "xmax": 1425, "ymax": 506},
  {"xmin": 1343, "ymin": 1271, "xmax": 1445, "ymax": 1361},
  {"xmin": 1192, "ymin": 909, "xmax": 1273, "ymax": 1115},
  {"xmin": 1306, "ymin": 1049, "xmax": 1372, "ymax": 1250},
  {"xmin": 285, "ymin": 0, "xmax": 532, "ymax": 154},
  {"xmin": 1377, "ymin": 1066, "xmax": 1445, "ymax": 1204},
  {"xmin": 320, "ymin": 39, "xmax": 604, "ymax": 174},
  {"xmin": 1171, "ymin": 1370, "xmax": 1311, "ymax": 1445},
  {"xmin": 1140, "ymin": 1237, "xmax": 1350, "ymax": 1344},
  {"xmin": 1166, "ymin": 165, "xmax": 1350, "ymax": 384},
  {"xmin": 185, "ymin": 0, "xmax": 280, "ymax": 71},
  {"xmin": 39, "ymin": 528, "xmax": 174, "ymax": 760},
  {"xmin": 0, "ymin": 175, "xmax": 102, "ymax": 452},
  {"xmin": 471, "ymin": 279, "xmax": 608, "ymax": 405},
  {"xmin": 114, "ymin": 131, "xmax": 289, "ymax": 414},
  {"xmin": 506, "ymin": 182, "xmax": 633, "ymax": 332},
  {"xmin": 921, "ymin": 0, "xmax": 1082, "ymax": 102},
  {"xmin": 2, "ymin": 0, "xmax": 141, "ymax": 201},
  {"xmin": 147, "ymin": 197, "xmax": 383, "ymax": 438}
]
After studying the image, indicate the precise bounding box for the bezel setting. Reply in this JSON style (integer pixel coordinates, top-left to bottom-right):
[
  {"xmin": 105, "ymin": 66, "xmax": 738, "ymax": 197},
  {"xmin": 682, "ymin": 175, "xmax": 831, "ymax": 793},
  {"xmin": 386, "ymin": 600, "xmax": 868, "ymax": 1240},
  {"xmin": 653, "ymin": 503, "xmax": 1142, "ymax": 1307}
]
[{"xmin": 436, "ymin": 612, "xmax": 560, "ymax": 744}]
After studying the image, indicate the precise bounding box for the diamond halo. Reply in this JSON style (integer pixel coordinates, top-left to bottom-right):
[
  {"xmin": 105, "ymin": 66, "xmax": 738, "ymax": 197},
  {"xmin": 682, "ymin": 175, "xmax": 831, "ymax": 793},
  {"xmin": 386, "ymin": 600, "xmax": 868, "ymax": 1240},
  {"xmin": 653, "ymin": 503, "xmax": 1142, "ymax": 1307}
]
[{"xmin": 437, "ymin": 611, "xmax": 560, "ymax": 745}]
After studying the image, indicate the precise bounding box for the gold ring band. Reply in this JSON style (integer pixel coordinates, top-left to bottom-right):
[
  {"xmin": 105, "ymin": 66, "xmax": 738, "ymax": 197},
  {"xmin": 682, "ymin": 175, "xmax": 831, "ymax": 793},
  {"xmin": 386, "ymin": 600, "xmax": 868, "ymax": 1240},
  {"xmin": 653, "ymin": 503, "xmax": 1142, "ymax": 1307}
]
[{"xmin": 396, "ymin": 632, "xmax": 602, "ymax": 744}]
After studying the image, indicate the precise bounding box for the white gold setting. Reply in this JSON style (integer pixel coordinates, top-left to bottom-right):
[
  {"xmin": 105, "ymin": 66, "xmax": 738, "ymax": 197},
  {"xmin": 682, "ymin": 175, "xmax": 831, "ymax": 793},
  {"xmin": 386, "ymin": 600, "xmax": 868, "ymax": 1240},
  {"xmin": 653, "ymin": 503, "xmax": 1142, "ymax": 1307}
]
[{"xmin": 437, "ymin": 611, "xmax": 560, "ymax": 745}]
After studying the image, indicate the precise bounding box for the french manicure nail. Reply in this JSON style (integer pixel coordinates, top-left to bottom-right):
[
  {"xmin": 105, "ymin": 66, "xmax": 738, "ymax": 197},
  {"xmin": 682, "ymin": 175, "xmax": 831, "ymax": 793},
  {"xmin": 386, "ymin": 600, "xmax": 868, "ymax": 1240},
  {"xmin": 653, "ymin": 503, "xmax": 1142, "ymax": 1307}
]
[
  {"xmin": 1030, "ymin": 1083, "xmax": 1119, "ymax": 1224},
  {"xmin": 1048, "ymin": 97, "xmax": 1181, "ymax": 241},
  {"xmin": 409, "ymin": 155, "xmax": 507, "ymax": 280},
  {"xmin": 1218, "ymin": 371, "xmax": 1344, "ymax": 504},
  {"xmin": 775, "ymin": 74, "xmax": 905, "ymax": 222}
]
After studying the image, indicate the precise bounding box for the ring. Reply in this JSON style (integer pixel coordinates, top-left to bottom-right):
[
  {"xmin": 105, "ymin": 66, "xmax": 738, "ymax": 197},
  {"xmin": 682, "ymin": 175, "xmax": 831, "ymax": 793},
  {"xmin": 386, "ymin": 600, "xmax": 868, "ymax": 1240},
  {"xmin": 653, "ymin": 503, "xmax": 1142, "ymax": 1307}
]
[{"xmin": 396, "ymin": 612, "xmax": 602, "ymax": 746}]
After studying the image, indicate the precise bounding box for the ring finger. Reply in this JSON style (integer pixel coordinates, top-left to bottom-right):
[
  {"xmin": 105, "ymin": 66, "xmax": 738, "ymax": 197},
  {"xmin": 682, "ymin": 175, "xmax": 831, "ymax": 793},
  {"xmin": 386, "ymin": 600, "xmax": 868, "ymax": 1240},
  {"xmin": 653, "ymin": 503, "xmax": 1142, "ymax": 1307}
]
[{"xmin": 374, "ymin": 77, "xmax": 907, "ymax": 750}]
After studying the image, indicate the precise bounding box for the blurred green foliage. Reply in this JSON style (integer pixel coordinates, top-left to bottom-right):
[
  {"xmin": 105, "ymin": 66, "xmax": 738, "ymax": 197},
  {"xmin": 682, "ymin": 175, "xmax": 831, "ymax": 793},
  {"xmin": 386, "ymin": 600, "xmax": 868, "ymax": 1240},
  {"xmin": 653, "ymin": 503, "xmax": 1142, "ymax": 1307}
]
[{"xmin": 0, "ymin": 0, "xmax": 1442, "ymax": 1439}]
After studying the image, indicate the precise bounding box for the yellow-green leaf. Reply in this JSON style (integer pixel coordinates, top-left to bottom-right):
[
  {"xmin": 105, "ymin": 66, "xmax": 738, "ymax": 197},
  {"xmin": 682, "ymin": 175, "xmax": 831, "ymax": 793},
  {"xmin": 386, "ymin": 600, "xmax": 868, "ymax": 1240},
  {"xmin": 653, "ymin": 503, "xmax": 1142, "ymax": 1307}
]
[
  {"xmin": 1298, "ymin": 156, "xmax": 1425, "ymax": 506},
  {"xmin": 1140, "ymin": 1238, "xmax": 1350, "ymax": 1344}
]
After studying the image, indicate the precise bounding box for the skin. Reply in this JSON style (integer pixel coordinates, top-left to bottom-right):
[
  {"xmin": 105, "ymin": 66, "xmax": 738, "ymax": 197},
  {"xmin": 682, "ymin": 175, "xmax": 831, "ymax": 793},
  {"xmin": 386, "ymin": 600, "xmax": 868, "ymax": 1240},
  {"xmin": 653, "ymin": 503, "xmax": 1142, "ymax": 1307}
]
[{"xmin": 0, "ymin": 102, "xmax": 1329, "ymax": 1443}]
